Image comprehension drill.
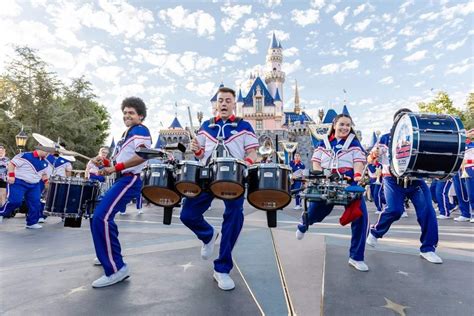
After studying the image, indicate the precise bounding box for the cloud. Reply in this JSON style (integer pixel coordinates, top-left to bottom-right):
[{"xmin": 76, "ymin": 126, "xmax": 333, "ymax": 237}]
[
  {"xmin": 310, "ymin": 0, "xmax": 325, "ymax": 9},
  {"xmin": 263, "ymin": 0, "xmax": 282, "ymax": 7},
  {"xmin": 333, "ymin": 7, "xmax": 350, "ymax": 26},
  {"xmin": 94, "ymin": 65, "xmax": 123, "ymax": 85},
  {"xmin": 445, "ymin": 57, "xmax": 473, "ymax": 75},
  {"xmin": 185, "ymin": 81, "xmax": 216, "ymax": 97},
  {"xmin": 414, "ymin": 81, "xmax": 425, "ymax": 88},
  {"xmin": 398, "ymin": 26, "xmax": 414, "ymax": 36},
  {"xmin": 282, "ymin": 59, "xmax": 302, "ymax": 75},
  {"xmin": 291, "ymin": 9, "xmax": 320, "ymax": 27},
  {"xmin": 354, "ymin": 19, "xmax": 371, "ymax": 32},
  {"xmin": 382, "ymin": 54, "xmax": 393, "ymax": 68},
  {"xmin": 320, "ymin": 59, "xmax": 359, "ymax": 74},
  {"xmin": 420, "ymin": 64, "xmax": 435, "ymax": 74},
  {"xmin": 283, "ymin": 47, "xmax": 299, "ymax": 57},
  {"xmin": 349, "ymin": 37, "xmax": 375, "ymax": 50},
  {"xmin": 446, "ymin": 37, "xmax": 468, "ymax": 50},
  {"xmin": 325, "ymin": 4, "xmax": 336, "ymax": 13},
  {"xmin": 399, "ymin": 0, "xmax": 414, "ymax": 14},
  {"xmin": 220, "ymin": 4, "xmax": 252, "ymax": 33},
  {"xmin": 403, "ymin": 50, "xmax": 427, "ymax": 62},
  {"xmin": 405, "ymin": 26, "xmax": 441, "ymax": 51},
  {"xmin": 0, "ymin": 0, "xmax": 22, "ymax": 17},
  {"xmin": 381, "ymin": 37, "xmax": 397, "ymax": 50},
  {"xmin": 271, "ymin": 30, "xmax": 290, "ymax": 42},
  {"xmin": 159, "ymin": 6, "xmax": 215, "ymax": 38},
  {"xmin": 38, "ymin": 48, "xmax": 75, "ymax": 70},
  {"xmin": 379, "ymin": 76, "xmax": 394, "ymax": 85}
]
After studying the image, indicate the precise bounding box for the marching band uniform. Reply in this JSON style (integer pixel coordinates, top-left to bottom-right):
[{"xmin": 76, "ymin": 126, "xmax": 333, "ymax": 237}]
[
  {"xmin": 0, "ymin": 150, "xmax": 49, "ymax": 228},
  {"xmin": 46, "ymin": 155, "xmax": 73, "ymax": 177},
  {"xmin": 91, "ymin": 124, "xmax": 151, "ymax": 282},
  {"xmin": 463, "ymin": 138, "xmax": 474, "ymax": 222},
  {"xmin": 367, "ymin": 162, "xmax": 384, "ymax": 213},
  {"xmin": 296, "ymin": 133, "xmax": 369, "ymax": 269},
  {"xmin": 290, "ymin": 156, "xmax": 305, "ymax": 210},
  {"xmin": 451, "ymin": 171, "xmax": 470, "ymax": 221},
  {"xmin": 435, "ymin": 179, "xmax": 455, "ymax": 219},
  {"xmin": 367, "ymin": 133, "xmax": 442, "ymax": 263},
  {"xmin": 180, "ymin": 114, "xmax": 259, "ymax": 289}
]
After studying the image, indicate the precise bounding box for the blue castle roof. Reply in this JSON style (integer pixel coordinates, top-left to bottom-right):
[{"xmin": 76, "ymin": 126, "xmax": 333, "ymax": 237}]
[
  {"xmin": 210, "ymin": 82, "xmax": 225, "ymax": 102},
  {"xmin": 237, "ymin": 89, "xmax": 244, "ymax": 102},
  {"xmin": 270, "ymin": 32, "xmax": 279, "ymax": 49},
  {"xmin": 369, "ymin": 132, "xmax": 378, "ymax": 149},
  {"xmin": 322, "ymin": 109, "xmax": 337, "ymax": 123},
  {"xmin": 274, "ymin": 88, "xmax": 282, "ymax": 102},
  {"xmin": 154, "ymin": 136, "xmax": 164, "ymax": 149},
  {"xmin": 169, "ymin": 117, "xmax": 183, "ymax": 129},
  {"xmin": 242, "ymin": 76, "xmax": 275, "ymax": 107},
  {"xmin": 342, "ymin": 105, "xmax": 350, "ymax": 116},
  {"xmin": 283, "ymin": 111, "xmax": 313, "ymax": 126}
]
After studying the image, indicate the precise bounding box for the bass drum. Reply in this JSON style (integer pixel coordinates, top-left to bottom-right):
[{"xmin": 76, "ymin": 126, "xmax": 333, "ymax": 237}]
[
  {"xmin": 390, "ymin": 113, "xmax": 466, "ymax": 179},
  {"xmin": 141, "ymin": 164, "xmax": 180, "ymax": 207},
  {"xmin": 247, "ymin": 163, "xmax": 291, "ymax": 211}
]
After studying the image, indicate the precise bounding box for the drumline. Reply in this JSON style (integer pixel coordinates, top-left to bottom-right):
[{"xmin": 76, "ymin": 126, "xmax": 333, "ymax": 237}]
[{"xmin": 41, "ymin": 112, "xmax": 468, "ymax": 227}]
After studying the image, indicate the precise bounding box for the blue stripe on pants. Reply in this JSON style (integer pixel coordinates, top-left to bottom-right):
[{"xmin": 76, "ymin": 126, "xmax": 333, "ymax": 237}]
[
  {"xmin": 371, "ymin": 177, "xmax": 438, "ymax": 253},
  {"xmin": 180, "ymin": 192, "xmax": 244, "ymax": 273},
  {"xmin": 297, "ymin": 197, "xmax": 368, "ymax": 261},
  {"xmin": 91, "ymin": 175, "xmax": 141, "ymax": 276}
]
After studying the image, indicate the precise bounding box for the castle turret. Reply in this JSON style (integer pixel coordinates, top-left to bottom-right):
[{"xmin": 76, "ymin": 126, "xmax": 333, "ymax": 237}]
[
  {"xmin": 264, "ymin": 32, "xmax": 285, "ymax": 103},
  {"xmin": 294, "ymin": 80, "xmax": 301, "ymax": 115}
]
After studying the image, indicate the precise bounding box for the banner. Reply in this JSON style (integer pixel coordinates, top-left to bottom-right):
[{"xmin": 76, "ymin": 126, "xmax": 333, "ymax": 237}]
[
  {"xmin": 280, "ymin": 141, "xmax": 298, "ymax": 153},
  {"xmin": 307, "ymin": 123, "xmax": 331, "ymax": 140}
]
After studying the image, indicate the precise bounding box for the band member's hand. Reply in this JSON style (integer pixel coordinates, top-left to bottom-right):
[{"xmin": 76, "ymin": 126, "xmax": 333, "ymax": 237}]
[
  {"xmin": 99, "ymin": 166, "xmax": 116, "ymax": 176},
  {"xmin": 7, "ymin": 176, "xmax": 15, "ymax": 184},
  {"xmin": 191, "ymin": 138, "xmax": 201, "ymax": 153},
  {"xmin": 91, "ymin": 156, "xmax": 104, "ymax": 167},
  {"xmin": 467, "ymin": 129, "xmax": 474, "ymax": 139}
]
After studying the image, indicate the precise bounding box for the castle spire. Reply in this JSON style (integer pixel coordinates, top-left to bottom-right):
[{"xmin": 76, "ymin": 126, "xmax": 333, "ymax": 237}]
[{"xmin": 294, "ymin": 80, "xmax": 301, "ymax": 114}]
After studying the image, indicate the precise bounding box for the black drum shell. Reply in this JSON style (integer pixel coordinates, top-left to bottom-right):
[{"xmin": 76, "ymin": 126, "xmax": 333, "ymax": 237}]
[
  {"xmin": 209, "ymin": 158, "xmax": 246, "ymax": 200},
  {"xmin": 141, "ymin": 164, "xmax": 181, "ymax": 207},
  {"xmin": 175, "ymin": 161, "xmax": 202, "ymax": 197},
  {"xmin": 247, "ymin": 164, "xmax": 291, "ymax": 211}
]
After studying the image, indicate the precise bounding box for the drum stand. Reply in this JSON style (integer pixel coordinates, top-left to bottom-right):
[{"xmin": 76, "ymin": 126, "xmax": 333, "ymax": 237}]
[
  {"xmin": 266, "ymin": 211, "xmax": 278, "ymax": 228},
  {"xmin": 163, "ymin": 207, "xmax": 173, "ymax": 225}
]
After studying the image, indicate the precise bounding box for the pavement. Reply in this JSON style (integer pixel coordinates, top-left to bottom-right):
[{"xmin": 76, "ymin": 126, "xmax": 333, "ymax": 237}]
[{"xmin": 0, "ymin": 199, "xmax": 473, "ymax": 316}]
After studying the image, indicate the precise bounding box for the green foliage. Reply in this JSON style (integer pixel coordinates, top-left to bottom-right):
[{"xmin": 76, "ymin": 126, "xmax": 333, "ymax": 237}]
[
  {"xmin": 462, "ymin": 93, "xmax": 474, "ymax": 130},
  {"xmin": 0, "ymin": 46, "xmax": 110, "ymax": 169}
]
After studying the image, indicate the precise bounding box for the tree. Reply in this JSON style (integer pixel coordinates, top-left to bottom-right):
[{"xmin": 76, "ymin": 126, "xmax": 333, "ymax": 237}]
[
  {"xmin": 462, "ymin": 93, "xmax": 474, "ymax": 130},
  {"xmin": 0, "ymin": 46, "xmax": 110, "ymax": 169},
  {"xmin": 417, "ymin": 91, "xmax": 463, "ymax": 116}
]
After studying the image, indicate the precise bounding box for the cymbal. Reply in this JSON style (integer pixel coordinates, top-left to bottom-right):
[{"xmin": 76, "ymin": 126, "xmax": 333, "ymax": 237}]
[
  {"xmin": 32, "ymin": 133, "xmax": 76, "ymax": 162},
  {"xmin": 135, "ymin": 147, "xmax": 168, "ymax": 160},
  {"xmin": 35, "ymin": 146, "xmax": 90, "ymax": 161}
]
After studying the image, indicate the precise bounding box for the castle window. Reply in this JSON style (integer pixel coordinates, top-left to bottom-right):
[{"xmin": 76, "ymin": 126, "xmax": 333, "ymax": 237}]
[
  {"xmin": 256, "ymin": 120, "xmax": 263, "ymax": 130},
  {"xmin": 256, "ymin": 97, "xmax": 262, "ymax": 112}
]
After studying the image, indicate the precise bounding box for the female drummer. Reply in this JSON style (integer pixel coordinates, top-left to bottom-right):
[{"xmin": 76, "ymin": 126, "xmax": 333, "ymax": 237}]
[{"xmin": 295, "ymin": 114, "xmax": 370, "ymax": 272}]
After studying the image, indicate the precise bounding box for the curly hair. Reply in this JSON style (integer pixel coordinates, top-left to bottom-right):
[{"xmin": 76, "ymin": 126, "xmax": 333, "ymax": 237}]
[{"xmin": 121, "ymin": 97, "xmax": 147, "ymax": 121}]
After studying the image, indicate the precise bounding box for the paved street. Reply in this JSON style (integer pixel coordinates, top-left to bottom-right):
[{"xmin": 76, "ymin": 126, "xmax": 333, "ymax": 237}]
[{"xmin": 0, "ymin": 199, "xmax": 473, "ymax": 315}]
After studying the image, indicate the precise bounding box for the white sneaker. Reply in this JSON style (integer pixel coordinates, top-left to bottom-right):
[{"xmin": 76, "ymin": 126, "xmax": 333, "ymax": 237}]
[
  {"xmin": 0, "ymin": 216, "xmax": 3, "ymax": 223},
  {"xmin": 93, "ymin": 258, "xmax": 102, "ymax": 266},
  {"xmin": 348, "ymin": 258, "xmax": 369, "ymax": 272},
  {"xmin": 420, "ymin": 251, "xmax": 443, "ymax": 264},
  {"xmin": 92, "ymin": 264, "xmax": 130, "ymax": 288},
  {"xmin": 295, "ymin": 229, "xmax": 305, "ymax": 240},
  {"xmin": 213, "ymin": 271, "xmax": 235, "ymax": 290},
  {"xmin": 366, "ymin": 233, "xmax": 378, "ymax": 247},
  {"xmin": 293, "ymin": 205, "xmax": 302, "ymax": 210},
  {"xmin": 401, "ymin": 211, "xmax": 408, "ymax": 218},
  {"xmin": 437, "ymin": 214, "xmax": 450, "ymax": 220},
  {"xmin": 137, "ymin": 209, "xmax": 144, "ymax": 215},
  {"xmin": 201, "ymin": 229, "xmax": 219, "ymax": 260},
  {"xmin": 26, "ymin": 224, "xmax": 42, "ymax": 229},
  {"xmin": 38, "ymin": 217, "xmax": 46, "ymax": 223},
  {"xmin": 119, "ymin": 211, "xmax": 127, "ymax": 216},
  {"xmin": 453, "ymin": 216, "xmax": 470, "ymax": 222},
  {"xmin": 374, "ymin": 211, "xmax": 382, "ymax": 215},
  {"xmin": 470, "ymin": 217, "xmax": 474, "ymax": 223}
]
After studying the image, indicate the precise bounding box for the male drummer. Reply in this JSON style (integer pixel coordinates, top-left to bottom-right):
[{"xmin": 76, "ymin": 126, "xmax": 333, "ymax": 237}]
[
  {"xmin": 0, "ymin": 148, "xmax": 49, "ymax": 228},
  {"xmin": 367, "ymin": 108, "xmax": 442, "ymax": 264},
  {"xmin": 182, "ymin": 86, "xmax": 258, "ymax": 290},
  {"xmin": 89, "ymin": 97, "xmax": 152, "ymax": 288}
]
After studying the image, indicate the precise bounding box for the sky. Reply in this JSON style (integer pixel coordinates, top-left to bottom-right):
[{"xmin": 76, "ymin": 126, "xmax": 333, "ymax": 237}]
[{"xmin": 1, "ymin": 0, "xmax": 473, "ymax": 146}]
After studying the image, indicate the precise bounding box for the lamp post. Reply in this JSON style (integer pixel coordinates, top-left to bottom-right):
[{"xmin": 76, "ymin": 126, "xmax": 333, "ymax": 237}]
[
  {"xmin": 318, "ymin": 108, "xmax": 324, "ymax": 123},
  {"xmin": 15, "ymin": 126, "xmax": 28, "ymax": 153},
  {"xmin": 197, "ymin": 111, "xmax": 203, "ymax": 126}
]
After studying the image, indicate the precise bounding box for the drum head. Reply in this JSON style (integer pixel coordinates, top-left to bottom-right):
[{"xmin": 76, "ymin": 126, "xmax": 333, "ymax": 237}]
[
  {"xmin": 248, "ymin": 190, "xmax": 291, "ymax": 211},
  {"xmin": 142, "ymin": 187, "xmax": 180, "ymax": 207},
  {"xmin": 175, "ymin": 182, "xmax": 202, "ymax": 198},
  {"xmin": 210, "ymin": 181, "xmax": 244, "ymax": 200},
  {"xmin": 390, "ymin": 113, "xmax": 415, "ymax": 177}
]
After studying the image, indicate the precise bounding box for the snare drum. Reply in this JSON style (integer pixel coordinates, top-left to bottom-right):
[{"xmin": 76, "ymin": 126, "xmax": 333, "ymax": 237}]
[
  {"xmin": 209, "ymin": 158, "xmax": 246, "ymax": 200},
  {"xmin": 390, "ymin": 113, "xmax": 466, "ymax": 179},
  {"xmin": 141, "ymin": 164, "xmax": 181, "ymax": 207},
  {"xmin": 44, "ymin": 176, "xmax": 100, "ymax": 218},
  {"xmin": 175, "ymin": 161, "xmax": 203, "ymax": 197},
  {"xmin": 247, "ymin": 163, "xmax": 292, "ymax": 210},
  {"xmin": 302, "ymin": 179, "xmax": 362, "ymax": 206}
]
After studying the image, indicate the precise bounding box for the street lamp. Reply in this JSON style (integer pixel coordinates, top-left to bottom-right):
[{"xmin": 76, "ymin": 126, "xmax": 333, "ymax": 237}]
[
  {"xmin": 318, "ymin": 108, "xmax": 325, "ymax": 123},
  {"xmin": 15, "ymin": 126, "xmax": 28, "ymax": 152},
  {"xmin": 197, "ymin": 111, "xmax": 203, "ymax": 126}
]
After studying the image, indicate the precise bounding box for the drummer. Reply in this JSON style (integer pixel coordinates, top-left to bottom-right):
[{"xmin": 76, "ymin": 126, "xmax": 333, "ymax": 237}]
[
  {"xmin": 180, "ymin": 86, "xmax": 258, "ymax": 290},
  {"xmin": 0, "ymin": 148, "xmax": 49, "ymax": 228},
  {"xmin": 295, "ymin": 113, "xmax": 370, "ymax": 272},
  {"xmin": 463, "ymin": 128, "xmax": 474, "ymax": 222},
  {"xmin": 367, "ymin": 108, "xmax": 442, "ymax": 264},
  {"xmin": 290, "ymin": 152, "xmax": 305, "ymax": 210},
  {"xmin": 85, "ymin": 147, "xmax": 110, "ymax": 182},
  {"xmin": 89, "ymin": 97, "xmax": 152, "ymax": 288}
]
